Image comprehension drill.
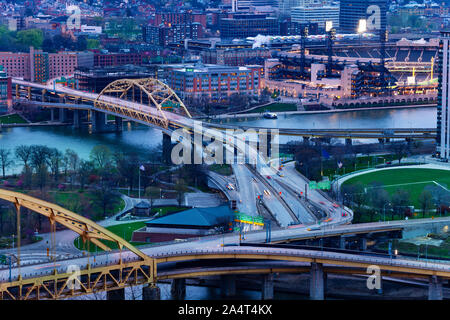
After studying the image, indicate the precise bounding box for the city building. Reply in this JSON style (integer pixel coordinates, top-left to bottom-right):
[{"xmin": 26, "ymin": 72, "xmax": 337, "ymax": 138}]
[
  {"xmin": 143, "ymin": 23, "xmax": 204, "ymax": 47},
  {"xmin": 74, "ymin": 64, "xmax": 158, "ymax": 93},
  {"xmin": 437, "ymin": 30, "xmax": 450, "ymax": 160},
  {"xmin": 278, "ymin": 0, "xmax": 329, "ymax": 17},
  {"xmin": 291, "ymin": 5, "xmax": 339, "ymax": 31},
  {"xmin": 0, "ymin": 65, "xmax": 12, "ymax": 114},
  {"xmin": 201, "ymin": 47, "xmax": 271, "ymax": 66},
  {"xmin": 279, "ymin": 20, "xmax": 319, "ymax": 36},
  {"xmin": 219, "ymin": 14, "xmax": 279, "ymax": 38},
  {"xmin": 0, "ymin": 49, "xmax": 94, "ymax": 83},
  {"xmin": 131, "ymin": 206, "xmax": 234, "ymax": 243},
  {"xmin": 93, "ymin": 52, "xmax": 143, "ymax": 67},
  {"xmin": 151, "ymin": 11, "xmax": 207, "ymax": 29},
  {"xmin": 161, "ymin": 62, "xmax": 263, "ymax": 101},
  {"xmin": 339, "ymin": 0, "xmax": 387, "ymax": 34}
]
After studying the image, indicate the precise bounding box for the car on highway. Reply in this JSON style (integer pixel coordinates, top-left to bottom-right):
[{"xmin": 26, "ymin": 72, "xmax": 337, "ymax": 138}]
[
  {"xmin": 266, "ymin": 175, "xmax": 271, "ymax": 179},
  {"xmin": 277, "ymin": 172, "xmax": 284, "ymax": 177},
  {"xmin": 226, "ymin": 184, "xmax": 235, "ymax": 190},
  {"xmin": 307, "ymin": 227, "xmax": 321, "ymax": 231},
  {"xmin": 263, "ymin": 190, "xmax": 271, "ymax": 197},
  {"xmin": 332, "ymin": 203, "xmax": 340, "ymax": 208}
]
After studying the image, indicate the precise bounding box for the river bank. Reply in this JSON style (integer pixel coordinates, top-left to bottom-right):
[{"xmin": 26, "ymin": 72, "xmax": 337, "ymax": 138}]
[{"xmin": 200, "ymin": 104, "xmax": 436, "ymax": 121}]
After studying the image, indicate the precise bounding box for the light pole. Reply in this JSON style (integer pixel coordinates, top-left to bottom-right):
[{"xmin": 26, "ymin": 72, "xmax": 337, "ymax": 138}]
[
  {"xmin": 357, "ymin": 19, "xmax": 367, "ymax": 46},
  {"xmin": 383, "ymin": 203, "xmax": 391, "ymax": 222}
]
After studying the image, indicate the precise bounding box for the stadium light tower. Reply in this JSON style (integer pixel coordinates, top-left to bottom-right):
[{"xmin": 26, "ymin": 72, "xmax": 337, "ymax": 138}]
[
  {"xmin": 300, "ymin": 26, "xmax": 309, "ymax": 79},
  {"xmin": 358, "ymin": 19, "xmax": 367, "ymax": 45}
]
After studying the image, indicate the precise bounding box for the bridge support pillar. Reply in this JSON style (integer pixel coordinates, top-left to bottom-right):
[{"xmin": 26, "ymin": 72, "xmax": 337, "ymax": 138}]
[
  {"xmin": 302, "ymin": 136, "xmax": 310, "ymax": 144},
  {"xmin": 143, "ymin": 284, "xmax": 161, "ymax": 300},
  {"xmin": 359, "ymin": 238, "xmax": 367, "ymax": 251},
  {"xmin": 73, "ymin": 110, "xmax": 81, "ymax": 129},
  {"xmin": 115, "ymin": 116, "xmax": 123, "ymax": 132},
  {"xmin": 428, "ymin": 276, "xmax": 443, "ymax": 300},
  {"xmin": 221, "ymin": 275, "xmax": 236, "ymax": 298},
  {"xmin": 309, "ymin": 263, "xmax": 324, "ymax": 300},
  {"xmin": 162, "ymin": 133, "xmax": 173, "ymax": 165},
  {"xmin": 50, "ymin": 109, "xmax": 55, "ymax": 122},
  {"xmin": 107, "ymin": 288, "xmax": 125, "ymax": 300},
  {"xmin": 59, "ymin": 108, "xmax": 67, "ymax": 123},
  {"xmin": 339, "ymin": 236, "xmax": 346, "ymax": 249},
  {"xmin": 345, "ymin": 138, "xmax": 352, "ymax": 146},
  {"xmin": 261, "ymin": 274, "xmax": 274, "ymax": 300},
  {"xmin": 91, "ymin": 111, "xmax": 108, "ymax": 133},
  {"xmin": 171, "ymin": 278, "xmax": 186, "ymax": 300}
]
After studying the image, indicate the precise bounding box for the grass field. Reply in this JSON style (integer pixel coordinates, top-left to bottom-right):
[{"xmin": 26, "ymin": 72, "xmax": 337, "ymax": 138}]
[
  {"xmin": 74, "ymin": 221, "xmax": 147, "ymax": 252},
  {"xmin": 343, "ymin": 168, "xmax": 450, "ymax": 208},
  {"xmin": 0, "ymin": 113, "xmax": 27, "ymax": 124}
]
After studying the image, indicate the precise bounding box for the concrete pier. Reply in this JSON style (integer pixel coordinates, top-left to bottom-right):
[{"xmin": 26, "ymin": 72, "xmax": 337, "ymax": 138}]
[
  {"xmin": 143, "ymin": 284, "xmax": 161, "ymax": 300},
  {"xmin": 115, "ymin": 116, "xmax": 123, "ymax": 132},
  {"xmin": 73, "ymin": 110, "xmax": 81, "ymax": 128},
  {"xmin": 261, "ymin": 274, "xmax": 274, "ymax": 300},
  {"xmin": 428, "ymin": 276, "xmax": 443, "ymax": 300},
  {"xmin": 106, "ymin": 288, "xmax": 125, "ymax": 300},
  {"xmin": 221, "ymin": 275, "xmax": 236, "ymax": 297},
  {"xmin": 59, "ymin": 108, "xmax": 67, "ymax": 123},
  {"xmin": 309, "ymin": 262, "xmax": 325, "ymax": 300},
  {"xmin": 170, "ymin": 278, "xmax": 186, "ymax": 300}
]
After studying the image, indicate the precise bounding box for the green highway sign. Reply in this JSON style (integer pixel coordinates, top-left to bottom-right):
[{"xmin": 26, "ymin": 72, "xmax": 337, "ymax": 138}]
[
  {"xmin": 309, "ymin": 180, "xmax": 331, "ymax": 190},
  {"xmin": 234, "ymin": 213, "xmax": 264, "ymax": 226}
]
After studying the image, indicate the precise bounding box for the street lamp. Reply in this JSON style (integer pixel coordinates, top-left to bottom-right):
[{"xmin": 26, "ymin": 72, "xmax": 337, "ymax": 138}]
[{"xmin": 383, "ymin": 203, "xmax": 391, "ymax": 222}]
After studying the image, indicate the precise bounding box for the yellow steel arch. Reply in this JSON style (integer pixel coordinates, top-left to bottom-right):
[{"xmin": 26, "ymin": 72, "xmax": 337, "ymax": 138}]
[
  {"xmin": 94, "ymin": 78, "xmax": 192, "ymax": 129},
  {"xmin": 0, "ymin": 189, "xmax": 149, "ymax": 261}
]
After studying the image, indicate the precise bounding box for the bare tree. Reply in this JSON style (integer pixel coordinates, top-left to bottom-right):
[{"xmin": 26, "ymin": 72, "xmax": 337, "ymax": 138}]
[
  {"xmin": 0, "ymin": 148, "xmax": 14, "ymax": 178},
  {"xmin": 418, "ymin": 190, "xmax": 433, "ymax": 218},
  {"xmin": 15, "ymin": 145, "xmax": 33, "ymax": 168}
]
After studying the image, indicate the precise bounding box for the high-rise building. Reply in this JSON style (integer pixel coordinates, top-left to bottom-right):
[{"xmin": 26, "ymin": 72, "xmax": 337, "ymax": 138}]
[
  {"xmin": 0, "ymin": 65, "xmax": 12, "ymax": 114},
  {"xmin": 339, "ymin": 0, "xmax": 387, "ymax": 34},
  {"xmin": 291, "ymin": 5, "xmax": 339, "ymax": 30},
  {"xmin": 219, "ymin": 14, "xmax": 279, "ymax": 38},
  {"xmin": 437, "ymin": 30, "xmax": 450, "ymax": 160},
  {"xmin": 278, "ymin": 0, "xmax": 329, "ymax": 17}
]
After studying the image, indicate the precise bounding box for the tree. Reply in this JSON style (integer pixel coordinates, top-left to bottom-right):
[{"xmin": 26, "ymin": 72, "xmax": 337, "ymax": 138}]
[
  {"xmin": 90, "ymin": 145, "xmax": 112, "ymax": 170},
  {"xmin": 16, "ymin": 29, "xmax": 44, "ymax": 49},
  {"xmin": 65, "ymin": 149, "xmax": 79, "ymax": 187},
  {"xmin": 30, "ymin": 145, "xmax": 52, "ymax": 190},
  {"xmin": 388, "ymin": 142, "xmax": 409, "ymax": 164},
  {"xmin": 418, "ymin": 190, "xmax": 433, "ymax": 218},
  {"xmin": 48, "ymin": 148, "xmax": 63, "ymax": 183},
  {"xmin": 174, "ymin": 178, "xmax": 188, "ymax": 206},
  {"xmin": 15, "ymin": 145, "xmax": 33, "ymax": 168},
  {"xmin": 0, "ymin": 148, "xmax": 13, "ymax": 178},
  {"xmin": 78, "ymin": 160, "xmax": 94, "ymax": 191},
  {"xmin": 114, "ymin": 151, "xmax": 139, "ymax": 191},
  {"xmin": 367, "ymin": 183, "xmax": 390, "ymax": 221},
  {"xmin": 391, "ymin": 189, "xmax": 410, "ymax": 219}
]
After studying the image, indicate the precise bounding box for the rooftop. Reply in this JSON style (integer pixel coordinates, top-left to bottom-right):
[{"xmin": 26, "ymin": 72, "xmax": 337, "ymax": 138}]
[{"xmin": 146, "ymin": 205, "xmax": 234, "ymax": 228}]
